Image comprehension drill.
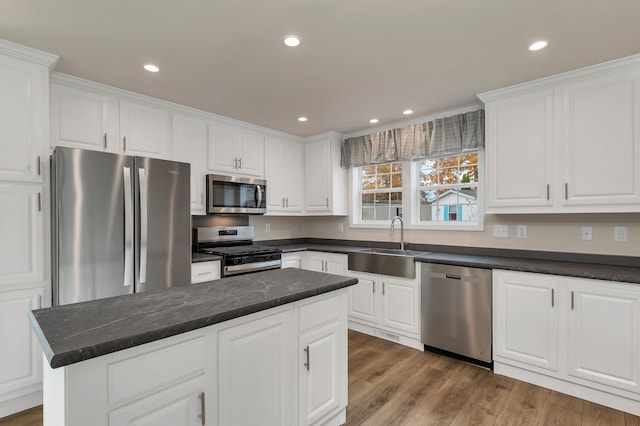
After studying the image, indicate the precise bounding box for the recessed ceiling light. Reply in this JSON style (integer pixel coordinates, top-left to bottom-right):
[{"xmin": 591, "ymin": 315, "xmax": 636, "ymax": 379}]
[
  {"xmin": 144, "ymin": 64, "xmax": 159, "ymax": 72},
  {"xmin": 283, "ymin": 35, "xmax": 302, "ymax": 47},
  {"xmin": 369, "ymin": 118, "xmax": 379, "ymax": 124},
  {"xmin": 528, "ymin": 41, "xmax": 548, "ymax": 51},
  {"xmin": 403, "ymin": 109, "xmax": 414, "ymax": 115},
  {"xmin": 298, "ymin": 116, "xmax": 308, "ymax": 122}
]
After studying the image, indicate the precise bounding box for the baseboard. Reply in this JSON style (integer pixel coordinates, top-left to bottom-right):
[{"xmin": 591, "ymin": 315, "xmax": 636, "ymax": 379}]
[
  {"xmin": 0, "ymin": 390, "xmax": 42, "ymax": 419},
  {"xmin": 494, "ymin": 361, "xmax": 640, "ymax": 417},
  {"xmin": 348, "ymin": 321, "xmax": 423, "ymax": 351}
]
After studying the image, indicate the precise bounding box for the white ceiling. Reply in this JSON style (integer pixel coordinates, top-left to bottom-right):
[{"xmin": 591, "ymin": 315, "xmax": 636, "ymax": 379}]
[{"xmin": 2, "ymin": 0, "xmax": 640, "ymax": 137}]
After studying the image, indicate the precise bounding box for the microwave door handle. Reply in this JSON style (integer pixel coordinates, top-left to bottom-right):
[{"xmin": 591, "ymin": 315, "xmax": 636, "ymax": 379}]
[
  {"xmin": 256, "ymin": 185, "xmax": 263, "ymax": 208},
  {"xmin": 138, "ymin": 167, "xmax": 148, "ymax": 284},
  {"xmin": 123, "ymin": 167, "xmax": 133, "ymax": 288}
]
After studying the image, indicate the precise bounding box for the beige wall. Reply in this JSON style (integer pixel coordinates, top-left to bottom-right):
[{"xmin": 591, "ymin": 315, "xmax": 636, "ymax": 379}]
[{"xmin": 252, "ymin": 213, "xmax": 640, "ymax": 257}]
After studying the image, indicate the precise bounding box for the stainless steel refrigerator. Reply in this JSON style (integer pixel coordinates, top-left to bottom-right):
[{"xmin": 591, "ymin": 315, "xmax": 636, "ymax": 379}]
[{"xmin": 51, "ymin": 147, "xmax": 191, "ymax": 306}]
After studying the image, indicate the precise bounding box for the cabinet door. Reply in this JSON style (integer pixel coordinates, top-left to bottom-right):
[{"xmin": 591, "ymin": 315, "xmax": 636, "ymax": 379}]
[
  {"xmin": 299, "ymin": 322, "xmax": 341, "ymax": 425},
  {"xmin": 0, "ymin": 184, "xmax": 44, "ymax": 286},
  {"xmin": 0, "ymin": 287, "xmax": 43, "ymax": 402},
  {"xmin": 485, "ymin": 89, "xmax": 554, "ymax": 210},
  {"xmin": 172, "ymin": 114, "xmax": 207, "ymax": 214},
  {"xmin": 566, "ymin": 279, "xmax": 640, "ymax": 393},
  {"xmin": 50, "ymin": 84, "xmax": 120, "ymax": 153},
  {"xmin": 561, "ymin": 71, "xmax": 640, "ymax": 207},
  {"xmin": 208, "ymin": 123, "xmax": 238, "ymax": 174},
  {"xmin": 236, "ymin": 130, "xmax": 264, "ymax": 177},
  {"xmin": 283, "ymin": 141, "xmax": 303, "ymax": 212},
  {"xmin": 304, "ymin": 138, "xmax": 331, "ymax": 212},
  {"xmin": 265, "ymin": 137, "xmax": 285, "ymax": 212},
  {"xmin": 119, "ymin": 101, "xmax": 171, "ymax": 159},
  {"xmin": 109, "ymin": 376, "xmax": 205, "ymax": 426},
  {"xmin": 325, "ymin": 254, "xmax": 346, "ymax": 275},
  {"xmin": 302, "ymin": 252, "xmax": 325, "ymax": 272},
  {"xmin": 0, "ymin": 55, "xmax": 47, "ymax": 183},
  {"xmin": 381, "ymin": 276, "xmax": 420, "ymax": 336},
  {"xmin": 218, "ymin": 310, "xmax": 293, "ymax": 426},
  {"xmin": 281, "ymin": 254, "xmax": 302, "ymax": 269},
  {"xmin": 347, "ymin": 271, "xmax": 378, "ymax": 325},
  {"xmin": 493, "ymin": 270, "xmax": 559, "ymax": 371}
]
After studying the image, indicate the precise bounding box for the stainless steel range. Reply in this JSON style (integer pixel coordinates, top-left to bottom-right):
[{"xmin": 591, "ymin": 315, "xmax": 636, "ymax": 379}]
[{"xmin": 194, "ymin": 226, "xmax": 281, "ymax": 277}]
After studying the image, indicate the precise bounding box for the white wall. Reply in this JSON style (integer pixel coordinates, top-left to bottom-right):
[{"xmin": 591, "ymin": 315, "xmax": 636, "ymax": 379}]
[{"xmin": 252, "ymin": 214, "xmax": 640, "ymax": 257}]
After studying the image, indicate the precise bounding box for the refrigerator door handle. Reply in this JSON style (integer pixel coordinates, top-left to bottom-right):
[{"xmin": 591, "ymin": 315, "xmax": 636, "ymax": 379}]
[
  {"xmin": 123, "ymin": 167, "xmax": 134, "ymax": 287},
  {"xmin": 138, "ymin": 167, "xmax": 148, "ymax": 284}
]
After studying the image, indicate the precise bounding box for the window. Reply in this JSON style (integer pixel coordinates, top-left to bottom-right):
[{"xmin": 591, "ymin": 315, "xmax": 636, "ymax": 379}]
[
  {"xmin": 359, "ymin": 162, "xmax": 403, "ymax": 221},
  {"xmin": 417, "ymin": 151, "xmax": 479, "ymax": 224}
]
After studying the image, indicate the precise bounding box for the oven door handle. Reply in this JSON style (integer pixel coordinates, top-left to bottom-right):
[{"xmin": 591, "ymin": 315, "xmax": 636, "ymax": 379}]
[
  {"xmin": 255, "ymin": 185, "xmax": 263, "ymax": 208},
  {"xmin": 224, "ymin": 259, "xmax": 281, "ymax": 276}
]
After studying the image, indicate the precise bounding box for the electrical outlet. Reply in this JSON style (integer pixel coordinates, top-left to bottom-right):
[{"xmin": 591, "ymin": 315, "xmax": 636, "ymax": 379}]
[
  {"xmin": 493, "ymin": 225, "xmax": 509, "ymax": 238},
  {"xmin": 581, "ymin": 226, "xmax": 592, "ymax": 241},
  {"xmin": 517, "ymin": 225, "xmax": 528, "ymax": 239},
  {"xmin": 265, "ymin": 223, "xmax": 271, "ymax": 233},
  {"xmin": 614, "ymin": 226, "xmax": 628, "ymax": 242},
  {"xmin": 337, "ymin": 222, "xmax": 344, "ymax": 233}
]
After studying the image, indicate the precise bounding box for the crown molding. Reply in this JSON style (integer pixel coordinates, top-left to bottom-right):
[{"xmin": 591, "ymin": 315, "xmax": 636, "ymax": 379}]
[{"xmin": 0, "ymin": 39, "xmax": 59, "ymax": 69}]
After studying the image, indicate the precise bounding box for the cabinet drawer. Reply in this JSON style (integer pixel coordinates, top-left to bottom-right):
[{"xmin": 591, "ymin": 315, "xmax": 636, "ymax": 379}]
[
  {"xmin": 108, "ymin": 336, "xmax": 206, "ymax": 406},
  {"xmin": 191, "ymin": 261, "xmax": 220, "ymax": 283},
  {"xmin": 299, "ymin": 292, "xmax": 344, "ymax": 333}
]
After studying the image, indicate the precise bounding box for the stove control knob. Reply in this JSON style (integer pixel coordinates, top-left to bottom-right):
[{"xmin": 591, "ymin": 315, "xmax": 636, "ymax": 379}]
[{"xmin": 242, "ymin": 256, "xmax": 249, "ymax": 264}]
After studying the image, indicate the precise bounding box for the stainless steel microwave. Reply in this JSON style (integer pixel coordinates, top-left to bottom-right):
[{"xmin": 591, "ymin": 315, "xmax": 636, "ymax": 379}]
[{"xmin": 206, "ymin": 174, "xmax": 267, "ymax": 214}]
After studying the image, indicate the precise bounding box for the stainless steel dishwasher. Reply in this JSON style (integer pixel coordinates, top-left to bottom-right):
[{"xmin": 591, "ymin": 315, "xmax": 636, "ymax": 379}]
[{"xmin": 421, "ymin": 264, "xmax": 492, "ymax": 364}]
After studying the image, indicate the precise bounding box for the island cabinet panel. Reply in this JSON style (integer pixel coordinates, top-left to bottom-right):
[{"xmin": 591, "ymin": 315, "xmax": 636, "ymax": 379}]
[
  {"xmin": 40, "ymin": 289, "xmax": 350, "ymax": 426},
  {"xmin": 217, "ymin": 308, "xmax": 294, "ymax": 426}
]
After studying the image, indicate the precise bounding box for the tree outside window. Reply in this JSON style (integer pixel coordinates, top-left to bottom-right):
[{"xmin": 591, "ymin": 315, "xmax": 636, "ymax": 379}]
[{"xmin": 360, "ymin": 162, "xmax": 403, "ymax": 221}]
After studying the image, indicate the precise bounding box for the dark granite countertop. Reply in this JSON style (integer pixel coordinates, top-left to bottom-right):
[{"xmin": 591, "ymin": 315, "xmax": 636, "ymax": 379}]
[
  {"xmin": 270, "ymin": 242, "xmax": 640, "ymax": 284},
  {"xmin": 29, "ymin": 268, "xmax": 357, "ymax": 369}
]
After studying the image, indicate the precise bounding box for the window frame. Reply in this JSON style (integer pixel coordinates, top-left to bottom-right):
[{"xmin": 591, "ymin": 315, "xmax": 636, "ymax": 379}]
[{"xmin": 349, "ymin": 149, "xmax": 485, "ymax": 231}]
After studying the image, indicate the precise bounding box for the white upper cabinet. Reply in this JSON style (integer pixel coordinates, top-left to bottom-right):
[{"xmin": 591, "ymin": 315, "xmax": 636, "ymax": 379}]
[
  {"xmin": 208, "ymin": 122, "xmax": 264, "ymax": 178},
  {"xmin": 304, "ymin": 133, "xmax": 347, "ymax": 215},
  {"xmin": 265, "ymin": 136, "xmax": 303, "ymax": 214},
  {"xmin": 119, "ymin": 100, "xmax": 171, "ymax": 159},
  {"xmin": 50, "ymin": 83, "xmax": 120, "ymax": 153},
  {"xmin": 485, "ymin": 89, "xmax": 555, "ymax": 210},
  {"xmin": 0, "ymin": 54, "xmax": 50, "ymax": 183},
  {"xmin": 172, "ymin": 114, "xmax": 207, "ymax": 214},
  {"xmin": 480, "ymin": 56, "xmax": 640, "ymax": 213}
]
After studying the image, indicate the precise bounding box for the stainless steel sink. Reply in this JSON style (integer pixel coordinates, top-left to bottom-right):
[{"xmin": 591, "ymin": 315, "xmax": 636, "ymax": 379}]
[{"xmin": 348, "ymin": 249, "xmax": 426, "ymax": 278}]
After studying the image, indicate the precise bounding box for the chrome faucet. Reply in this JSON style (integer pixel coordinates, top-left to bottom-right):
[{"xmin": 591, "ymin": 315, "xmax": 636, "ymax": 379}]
[{"xmin": 390, "ymin": 216, "xmax": 405, "ymax": 251}]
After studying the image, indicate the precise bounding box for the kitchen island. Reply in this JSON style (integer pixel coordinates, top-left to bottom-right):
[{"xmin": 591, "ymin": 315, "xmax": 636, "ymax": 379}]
[{"xmin": 29, "ymin": 268, "xmax": 357, "ymax": 426}]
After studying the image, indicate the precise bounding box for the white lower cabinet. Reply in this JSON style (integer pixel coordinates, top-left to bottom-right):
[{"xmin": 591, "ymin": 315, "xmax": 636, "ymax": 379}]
[
  {"xmin": 303, "ymin": 252, "xmax": 347, "ymax": 275},
  {"xmin": 191, "ymin": 261, "xmax": 221, "ymax": 284},
  {"xmin": 42, "ymin": 290, "xmax": 349, "ymax": 425},
  {"xmin": 493, "ymin": 270, "xmax": 640, "ymax": 416},
  {"xmin": 281, "ymin": 253, "xmax": 302, "ymax": 269},
  {"xmin": 346, "ymin": 266, "xmax": 421, "ymax": 349},
  {"xmin": 0, "ymin": 287, "xmax": 44, "ymax": 417},
  {"xmin": 218, "ymin": 309, "xmax": 293, "ymax": 426}
]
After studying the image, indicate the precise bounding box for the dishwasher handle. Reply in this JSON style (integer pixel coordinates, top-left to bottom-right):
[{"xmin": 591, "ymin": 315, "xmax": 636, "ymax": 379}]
[
  {"xmin": 428, "ymin": 271, "xmax": 484, "ymax": 284},
  {"xmin": 445, "ymin": 274, "xmax": 461, "ymax": 280}
]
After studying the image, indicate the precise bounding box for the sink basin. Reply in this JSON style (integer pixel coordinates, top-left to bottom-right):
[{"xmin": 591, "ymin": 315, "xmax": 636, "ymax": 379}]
[{"xmin": 348, "ymin": 249, "xmax": 427, "ymax": 278}]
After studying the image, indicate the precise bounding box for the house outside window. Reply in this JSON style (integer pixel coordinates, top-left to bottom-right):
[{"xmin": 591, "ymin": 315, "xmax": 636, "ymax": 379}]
[{"xmin": 417, "ymin": 151, "xmax": 479, "ymax": 224}]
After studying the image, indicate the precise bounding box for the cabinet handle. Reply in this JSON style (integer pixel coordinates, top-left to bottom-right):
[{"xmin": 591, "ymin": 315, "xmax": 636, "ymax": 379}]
[
  {"xmin": 37, "ymin": 192, "xmax": 42, "ymax": 212},
  {"xmin": 197, "ymin": 272, "xmax": 209, "ymax": 276},
  {"xmin": 199, "ymin": 392, "xmax": 206, "ymax": 425},
  {"xmin": 571, "ymin": 291, "xmax": 574, "ymax": 310},
  {"xmin": 38, "ymin": 294, "xmax": 42, "ymax": 309},
  {"xmin": 37, "ymin": 156, "xmax": 41, "ymax": 175},
  {"xmin": 326, "ymin": 197, "xmax": 329, "ymax": 208},
  {"xmin": 372, "ymin": 281, "xmax": 376, "ymax": 293},
  {"xmin": 286, "ymin": 197, "xmax": 289, "ymax": 208},
  {"xmin": 546, "ymin": 184, "xmax": 550, "ymax": 201},
  {"xmin": 123, "ymin": 136, "xmax": 127, "ymax": 151},
  {"xmin": 551, "ymin": 288, "xmax": 554, "ymax": 307},
  {"xmin": 382, "ymin": 282, "xmax": 386, "ymax": 295},
  {"xmin": 565, "ymin": 183, "xmax": 568, "ymax": 200},
  {"xmin": 239, "ymin": 157, "xmax": 242, "ymax": 169},
  {"xmin": 304, "ymin": 346, "xmax": 310, "ymax": 371},
  {"xmin": 282, "ymin": 197, "xmax": 285, "ymax": 208},
  {"xmin": 103, "ymin": 133, "xmax": 107, "ymax": 150}
]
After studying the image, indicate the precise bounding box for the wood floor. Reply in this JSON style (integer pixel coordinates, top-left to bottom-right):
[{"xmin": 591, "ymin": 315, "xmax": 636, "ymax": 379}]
[
  {"xmin": 346, "ymin": 330, "xmax": 640, "ymax": 426},
  {"xmin": 2, "ymin": 330, "xmax": 639, "ymax": 425}
]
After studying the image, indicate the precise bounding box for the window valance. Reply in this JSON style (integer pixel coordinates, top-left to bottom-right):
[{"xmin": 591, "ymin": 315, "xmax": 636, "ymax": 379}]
[{"xmin": 340, "ymin": 109, "xmax": 485, "ymax": 168}]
